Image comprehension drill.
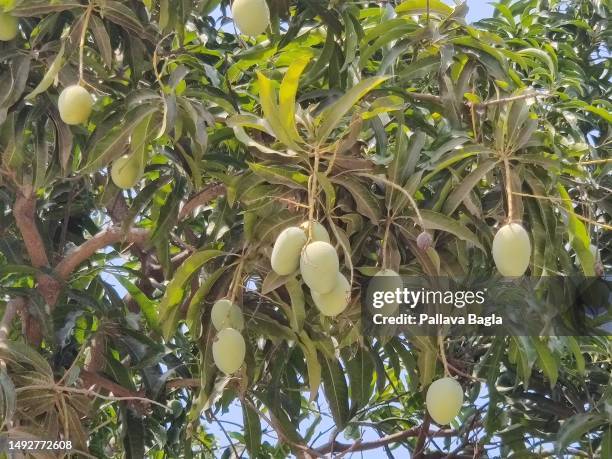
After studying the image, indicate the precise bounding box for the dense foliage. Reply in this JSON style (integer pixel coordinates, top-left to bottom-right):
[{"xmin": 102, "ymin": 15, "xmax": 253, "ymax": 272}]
[{"xmin": 0, "ymin": 0, "xmax": 610, "ymax": 457}]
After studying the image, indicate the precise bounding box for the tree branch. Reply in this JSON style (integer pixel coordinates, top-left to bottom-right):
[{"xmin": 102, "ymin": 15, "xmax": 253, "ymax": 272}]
[
  {"xmin": 178, "ymin": 183, "xmax": 226, "ymax": 221},
  {"xmin": 13, "ymin": 194, "xmax": 61, "ymax": 339},
  {"xmin": 472, "ymin": 91, "xmax": 550, "ymax": 109},
  {"xmin": 315, "ymin": 423, "xmax": 455, "ymax": 454},
  {"xmin": 80, "ymin": 370, "xmax": 145, "ymax": 399},
  {"xmin": 58, "ymin": 183, "xmax": 225, "ymax": 284},
  {"xmin": 413, "ymin": 414, "xmax": 432, "ymax": 458},
  {"xmin": 404, "ymin": 90, "xmax": 550, "ymax": 111},
  {"xmin": 242, "ymin": 396, "xmax": 324, "ymax": 458},
  {"xmin": 166, "ymin": 378, "xmax": 200, "ymax": 389},
  {"xmin": 405, "ymin": 91, "xmax": 443, "ymax": 104},
  {"xmin": 54, "ymin": 227, "xmax": 150, "ymax": 280},
  {"xmin": 13, "ymin": 194, "xmax": 50, "ymax": 268}
]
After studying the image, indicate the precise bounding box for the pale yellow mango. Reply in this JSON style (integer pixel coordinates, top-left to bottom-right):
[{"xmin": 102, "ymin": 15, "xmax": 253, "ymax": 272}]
[
  {"xmin": 58, "ymin": 85, "xmax": 93, "ymax": 125},
  {"xmin": 426, "ymin": 377, "xmax": 463, "ymax": 425},
  {"xmin": 492, "ymin": 223, "xmax": 531, "ymax": 276},
  {"xmin": 312, "ymin": 272, "xmax": 351, "ymax": 316},
  {"xmin": 300, "ymin": 241, "xmax": 339, "ymax": 294},
  {"xmin": 213, "ymin": 328, "xmax": 246, "ymax": 374}
]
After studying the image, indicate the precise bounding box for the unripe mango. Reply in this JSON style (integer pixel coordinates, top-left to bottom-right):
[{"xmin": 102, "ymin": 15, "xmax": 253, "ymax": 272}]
[
  {"xmin": 271, "ymin": 227, "xmax": 307, "ymax": 275},
  {"xmin": 300, "ymin": 241, "xmax": 339, "ymax": 294},
  {"xmin": 300, "ymin": 221, "xmax": 330, "ymax": 243},
  {"xmin": 211, "ymin": 299, "xmax": 244, "ymax": 331},
  {"xmin": 0, "ymin": 13, "xmax": 18, "ymax": 41},
  {"xmin": 212, "ymin": 328, "xmax": 246, "ymax": 375},
  {"xmin": 231, "ymin": 0, "xmax": 270, "ymax": 36},
  {"xmin": 371, "ymin": 269, "xmax": 402, "ymax": 314},
  {"xmin": 492, "ymin": 223, "xmax": 531, "ymax": 276},
  {"xmin": 426, "ymin": 377, "xmax": 463, "ymax": 425},
  {"xmin": 58, "ymin": 85, "xmax": 93, "ymax": 125},
  {"xmin": 111, "ymin": 155, "xmax": 142, "ymax": 189},
  {"xmin": 312, "ymin": 272, "xmax": 351, "ymax": 316}
]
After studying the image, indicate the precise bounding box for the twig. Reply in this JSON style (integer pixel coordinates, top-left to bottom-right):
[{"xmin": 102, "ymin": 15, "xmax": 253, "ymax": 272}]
[
  {"xmin": 438, "ymin": 335, "xmax": 450, "ymax": 377},
  {"xmin": 211, "ymin": 411, "xmax": 240, "ymax": 459},
  {"xmin": 413, "ymin": 415, "xmax": 432, "ymax": 458},
  {"xmin": 405, "ymin": 92, "xmax": 443, "ymax": 104},
  {"xmin": 381, "ymin": 212, "xmax": 392, "ymax": 269},
  {"xmin": 355, "ymin": 172, "xmax": 424, "ymax": 227},
  {"xmin": 166, "ymin": 378, "xmax": 200, "ymax": 389},
  {"xmin": 471, "ymin": 91, "xmax": 550, "ymax": 109},
  {"xmin": 315, "ymin": 422, "xmax": 456, "ymax": 454},
  {"xmin": 307, "ymin": 147, "xmax": 321, "ymax": 241},
  {"xmin": 242, "ymin": 396, "xmax": 324, "ymax": 458},
  {"xmin": 578, "ymin": 158, "xmax": 612, "ymax": 165},
  {"xmin": 15, "ymin": 383, "xmax": 169, "ymax": 411},
  {"xmin": 513, "ymin": 191, "xmax": 612, "ymax": 230},
  {"xmin": 503, "ymin": 158, "xmax": 515, "ymax": 222}
]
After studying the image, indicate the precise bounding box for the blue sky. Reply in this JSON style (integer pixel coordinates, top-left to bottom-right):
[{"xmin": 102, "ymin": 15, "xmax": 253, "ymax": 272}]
[{"xmin": 466, "ymin": 1, "xmax": 495, "ymax": 22}]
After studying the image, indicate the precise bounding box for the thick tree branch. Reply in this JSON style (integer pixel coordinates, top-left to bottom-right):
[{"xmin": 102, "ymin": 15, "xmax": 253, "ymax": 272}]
[
  {"xmin": 54, "ymin": 227, "xmax": 150, "ymax": 280},
  {"xmin": 13, "ymin": 194, "xmax": 61, "ymax": 339},
  {"xmin": 13, "ymin": 194, "xmax": 50, "ymax": 268}
]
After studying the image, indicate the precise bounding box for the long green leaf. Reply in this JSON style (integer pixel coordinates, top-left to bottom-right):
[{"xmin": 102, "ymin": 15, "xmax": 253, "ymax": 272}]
[
  {"xmin": 346, "ymin": 347, "xmax": 374, "ymax": 412},
  {"xmin": 332, "ymin": 176, "xmax": 381, "ymax": 223},
  {"xmin": 556, "ymin": 413, "xmax": 607, "ymax": 453},
  {"xmin": 25, "ymin": 41, "xmax": 66, "ymax": 100},
  {"xmin": 396, "ymin": 0, "xmax": 453, "ymax": 16},
  {"xmin": 79, "ymin": 104, "xmax": 159, "ymax": 174},
  {"xmin": 248, "ymin": 162, "xmax": 309, "ymax": 189},
  {"xmin": 256, "ymin": 71, "xmax": 302, "ymax": 151},
  {"xmin": 416, "ymin": 210, "xmax": 485, "ymax": 251},
  {"xmin": 319, "ymin": 353, "xmax": 350, "ymax": 429},
  {"xmin": 299, "ymin": 332, "xmax": 322, "ymax": 403},
  {"xmin": 279, "ymin": 51, "xmax": 312, "ymax": 141},
  {"xmin": 242, "ymin": 401, "xmax": 262, "ymax": 458},
  {"xmin": 316, "ymin": 76, "xmax": 388, "ymax": 143},
  {"xmin": 443, "ymin": 159, "xmax": 498, "ymax": 215},
  {"xmin": 557, "ymin": 184, "xmax": 594, "ymax": 276},
  {"xmin": 286, "ymin": 277, "xmax": 305, "ymax": 332},
  {"xmin": 531, "ymin": 338, "xmax": 558, "ymax": 388},
  {"xmin": 159, "ymin": 250, "xmax": 225, "ymax": 340}
]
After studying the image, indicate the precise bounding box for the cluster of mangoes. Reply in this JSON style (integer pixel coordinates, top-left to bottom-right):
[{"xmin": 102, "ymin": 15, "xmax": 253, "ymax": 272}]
[
  {"xmin": 1, "ymin": 12, "xmax": 143, "ymax": 191},
  {"xmin": 272, "ymin": 222, "xmax": 351, "ymax": 317},
  {"xmin": 2, "ymin": 3, "xmax": 543, "ymax": 426}
]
